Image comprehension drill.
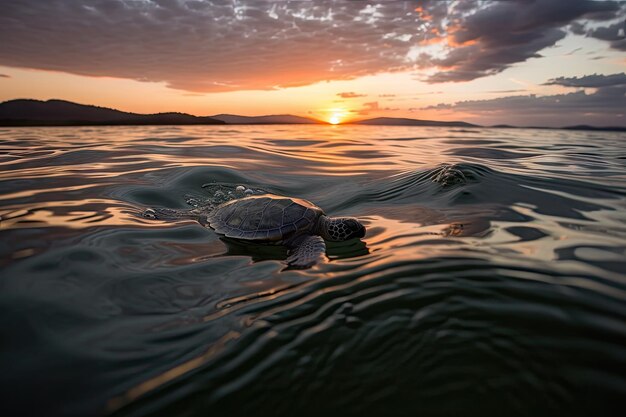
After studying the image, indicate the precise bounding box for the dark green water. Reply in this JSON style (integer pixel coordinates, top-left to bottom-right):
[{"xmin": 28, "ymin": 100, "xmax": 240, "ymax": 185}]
[{"xmin": 1, "ymin": 125, "xmax": 625, "ymax": 416}]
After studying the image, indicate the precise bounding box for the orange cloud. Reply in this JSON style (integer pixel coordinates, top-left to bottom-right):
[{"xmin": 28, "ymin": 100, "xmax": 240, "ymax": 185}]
[
  {"xmin": 1, "ymin": 0, "xmax": 622, "ymax": 92},
  {"xmin": 337, "ymin": 92, "xmax": 367, "ymax": 98}
]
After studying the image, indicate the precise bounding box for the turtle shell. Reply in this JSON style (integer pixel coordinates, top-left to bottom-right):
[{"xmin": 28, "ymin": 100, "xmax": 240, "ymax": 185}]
[{"xmin": 207, "ymin": 194, "xmax": 324, "ymax": 242}]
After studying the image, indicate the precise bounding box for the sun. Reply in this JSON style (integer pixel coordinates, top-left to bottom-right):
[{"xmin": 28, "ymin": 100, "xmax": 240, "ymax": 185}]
[{"xmin": 326, "ymin": 108, "xmax": 348, "ymax": 125}]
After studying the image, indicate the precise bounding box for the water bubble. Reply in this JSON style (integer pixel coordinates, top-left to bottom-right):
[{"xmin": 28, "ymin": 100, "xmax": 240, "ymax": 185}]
[
  {"xmin": 185, "ymin": 195, "xmax": 204, "ymax": 207},
  {"xmin": 143, "ymin": 208, "xmax": 156, "ymax": 219}
]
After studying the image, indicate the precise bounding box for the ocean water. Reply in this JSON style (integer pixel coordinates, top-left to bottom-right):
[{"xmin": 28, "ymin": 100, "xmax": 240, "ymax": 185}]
[{"xmin": 0, "ymin": 125, "xmax": 625, "ymax": 417}]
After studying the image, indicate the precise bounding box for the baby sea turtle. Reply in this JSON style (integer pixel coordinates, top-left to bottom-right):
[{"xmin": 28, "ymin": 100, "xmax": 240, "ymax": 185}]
[{"xmin": 145, "ymin": 194, "xmax": 366, "ymax": 268}]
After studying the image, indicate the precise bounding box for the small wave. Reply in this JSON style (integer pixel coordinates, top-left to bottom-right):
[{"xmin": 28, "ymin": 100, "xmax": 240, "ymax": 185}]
[
  {"xmin": 3, "ymin": 125, "xmax": 626, "ymax": 417},
  {"xmin": 109, "ymin": 257, "xmax": 626, "ymax": 417},
  {"xmin": 334, "ymin": 163, "xmax": 492, "ymax": 208}
]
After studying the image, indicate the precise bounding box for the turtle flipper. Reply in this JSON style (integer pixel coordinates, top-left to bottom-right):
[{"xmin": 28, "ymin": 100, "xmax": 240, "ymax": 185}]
[{"xmin": 286, "ymin": 235, "xmax": 326, "ymax": 268}]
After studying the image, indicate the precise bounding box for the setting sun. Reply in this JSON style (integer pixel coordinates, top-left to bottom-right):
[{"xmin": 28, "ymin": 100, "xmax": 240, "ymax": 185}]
[
  {"xmin": 329, "ymin": 114, "xmax": 341, "ymax": 125},
  {"xmin": 328, "ymin": 109, "xmax": 348, "ymax": 125}
]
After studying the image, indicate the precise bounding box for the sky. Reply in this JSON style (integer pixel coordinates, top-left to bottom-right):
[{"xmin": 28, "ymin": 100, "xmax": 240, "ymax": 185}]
[{"xmin": 0, "ymin": 0, "xmax": 625, "ymax": 127}]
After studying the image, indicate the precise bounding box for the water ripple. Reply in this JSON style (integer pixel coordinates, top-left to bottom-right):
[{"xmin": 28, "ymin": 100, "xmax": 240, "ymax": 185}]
[{"xmin": 0, "ymin": 125, "xmax": 625, "ymax": 417}]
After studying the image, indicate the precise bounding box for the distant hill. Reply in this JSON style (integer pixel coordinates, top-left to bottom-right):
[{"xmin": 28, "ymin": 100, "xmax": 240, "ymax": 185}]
[
  {"xmin": 211, "ymin": 114, "xmax": 323, "ymax": 124},
  {"xmin": 0, "ymin": 99, "xmax": 225, "ymax": 126},
  {"xmin": 352, "ymin": 117, "xmax": 479, "ymax": 127},
  {"xmin": 490, "ymin": 123, "xmax": 626, "ymax": 132},
  {"xmin": 2, "ymin": 99, "xmax": 623, "ymax": 131},
  {"xmin": 563, "ymin": 124, "xmax": 626, "ymax": 132}
]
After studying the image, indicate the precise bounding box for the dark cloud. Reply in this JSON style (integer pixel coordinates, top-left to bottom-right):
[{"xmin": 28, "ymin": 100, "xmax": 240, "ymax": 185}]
[
  {"xmin": 588, "ymin": 20, "xmax": 626, "ymax": 50},
  {"xmin": 422, "ymin": 0, "xmax": 622, "ymax": 83},
  {"xmin": 569, "ymin": 21, "xmax": 588, "ymax": 35},
  {"xmin": 568, "ymin": 17, "xmax": 626, "ymax": 51},
  {"xmin": 589, "ymin": 20, "xmax": 625, "ymax": 41},
  {"xmin": 337, "ymin": 92, "xmax": 366, "ymax": 99},
  {"xmin": 0, "ymin": 0, "xmax": 623, "ymax": 91},
  {"xmin": 424, "ymin": 74, "xmax": 626, "ymax": 126},
  {"xmin": 427, "ymin": 28, "xmax": 566, "ymax": 83},
  {"xmin": 425, "ymin": 90, "xmax": 625, "ymax": 113},
  {"xmin": 544, "ymin": 72, "xmax": 626, "ymax": 87},
  {"xmin": 566, "ymin": 7, "xmax": 625, "ymax": 50},
  {"xmin": 0, "ymin": 0, "xmax": 424, "ymax": 92},
  {"xmin": 0, "ymin": 74, "xmax": 10, "ymax": 78}
]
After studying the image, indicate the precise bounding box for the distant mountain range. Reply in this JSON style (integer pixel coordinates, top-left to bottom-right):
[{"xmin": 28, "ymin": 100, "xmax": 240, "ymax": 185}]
[
  {"xmin": 0, "ymin": 99, "xmax": 480, "ymax": 128},
  {"xmin": 0, "ymin": 99, "xmax": 624, "ymax": 131},
  {"xmin": 0, "ymin": 99, "xmax": 225, "ymax": 126},
  {"xmin": 352, "ymin": 117, "xmax": 477, "ymax": 127},
  {"xmin": 211, "ymin": 113, "xmax": 321, "ymax": 124}
]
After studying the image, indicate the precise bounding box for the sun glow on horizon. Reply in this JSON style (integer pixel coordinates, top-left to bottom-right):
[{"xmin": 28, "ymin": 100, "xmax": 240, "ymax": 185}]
[
  {"xmin": 328, "ymin": 109, "xmax": 349, "ymax": 125},
  {"xmin": 329, "ymin": 114, "xmax": 341, "ymax": 125}
]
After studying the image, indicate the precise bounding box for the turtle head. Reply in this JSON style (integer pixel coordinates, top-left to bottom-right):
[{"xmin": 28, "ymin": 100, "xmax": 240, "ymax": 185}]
[{"xmin": 320, "ymin": 216, "xmax": 366, "ymax": 242}]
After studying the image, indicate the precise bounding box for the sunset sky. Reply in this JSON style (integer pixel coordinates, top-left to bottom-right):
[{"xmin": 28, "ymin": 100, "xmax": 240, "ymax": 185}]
[{"xmin": 0, "ymin": 0, "xmax": 625, "ymax": 126}]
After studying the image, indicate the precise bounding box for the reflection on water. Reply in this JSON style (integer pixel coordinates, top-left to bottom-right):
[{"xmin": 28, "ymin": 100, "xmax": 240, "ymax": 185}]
[{"xmin": 1, "ymin": 125, "xmax": 625, "ymax": 417}]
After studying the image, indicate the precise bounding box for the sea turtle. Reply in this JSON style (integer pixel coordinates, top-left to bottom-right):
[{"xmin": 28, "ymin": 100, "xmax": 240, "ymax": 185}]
[{"xmin": 144, "ymin": 194, "xmax": 366, "ymax": 268}]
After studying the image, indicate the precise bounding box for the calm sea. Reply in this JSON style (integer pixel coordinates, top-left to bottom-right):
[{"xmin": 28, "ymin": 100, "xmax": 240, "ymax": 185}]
[{"xmin": 1, "ymin": 125, "xmax": 625, "ymax": 416}]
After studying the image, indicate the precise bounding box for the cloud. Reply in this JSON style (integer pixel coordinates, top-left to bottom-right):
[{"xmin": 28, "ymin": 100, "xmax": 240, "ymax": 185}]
[
  {"xmin": 358, "ymin": 101, "xmax": 379, "ymax": 115},
  {"xmin": 0, "ymin": 0, "xmax": 623, "ymax": 92},
  {"xmin": 424, "ymin": 90, "xmax": 625, "ymax": 113},
  {"xmin": 0, "ymin": 0, "xmax": 425, "ymax": 92},
  {"xmin": 421, "ymin": 0, "xmax": 623, "ymax": 83},
  {"xmin": 424, "ymin": 73, "xmax": 626, "ymax": 126},
  {"xmin": 567, "ymin": 18, "xmax": 626, "ymax": 50},
  {"xmin": 0, "ymin": 74, "xmax": 10, "ymax": 78},
  {"xmin": 564, "ymin": 47, "xmax": 583, "ymax": 56},
  {"xmin": 486, "ymin": 89, "xmax": 527, "ymax": 94},
  {"xmin": 337, "ymin": 92, "xmax": 366, "ymax": 99},
  {"xmin": 426, "ymin": 29, "xmax": 566, "ymax": 83},
  {"xmin": 355, "ymin": 101, "xmax": 399, "ymax": 115},
  {"xmin": 588, "ymin": 21, "xmax": 626, "ymax": 50},
  {"xmin": 544, "ymin": 72, "xmax": 626, "ymax": 87},
  {"xmin": 569, "ymin": 21, "xmax": 588, "ymax": 36}
]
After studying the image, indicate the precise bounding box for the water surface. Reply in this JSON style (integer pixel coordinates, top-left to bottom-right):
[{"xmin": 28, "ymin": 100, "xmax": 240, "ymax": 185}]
[{"xmin": 1, "ymin": 125, "xmax": 625, "ymax": 416}]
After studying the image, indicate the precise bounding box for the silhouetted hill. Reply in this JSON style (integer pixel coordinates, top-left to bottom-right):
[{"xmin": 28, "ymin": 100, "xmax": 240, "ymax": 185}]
[
  {"xmin": 564, "ymin": 124, "xmax": 626, "ymax": 132},
  {"xmin": 353, "ymin": 117, "xmax": 479, "ymax": 127},
  {"xmin": 491, "ymin": 123, "xmax": 626, "ymax": 132},
  {"xmin": 2, "ymin": 99, "xmax": 623, "ymax": 131},
  {"xmin": 211, "ymin": 114, "xmax": 323, "ymax": 124},
  {"xmin": 0, "ymin": 99, "xmax": 225, "ymax": 126}
]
